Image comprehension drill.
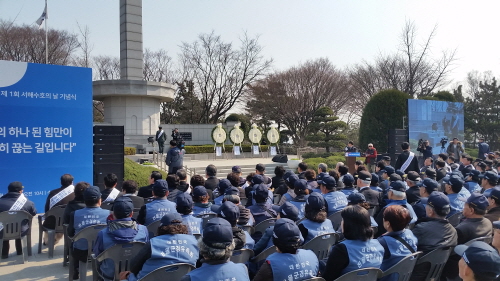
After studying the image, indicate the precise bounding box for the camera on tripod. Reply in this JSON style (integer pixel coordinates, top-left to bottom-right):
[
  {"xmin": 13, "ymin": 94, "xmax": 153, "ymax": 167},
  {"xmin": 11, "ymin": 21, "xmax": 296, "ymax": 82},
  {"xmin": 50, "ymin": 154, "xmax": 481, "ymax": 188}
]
[
  {"xmin": 440, "ymin": 137, "xmax": 448, "ymax": 148},
  {"xmin": 418, "ymin": 139, "xmax": 425, "ymax": 147}
]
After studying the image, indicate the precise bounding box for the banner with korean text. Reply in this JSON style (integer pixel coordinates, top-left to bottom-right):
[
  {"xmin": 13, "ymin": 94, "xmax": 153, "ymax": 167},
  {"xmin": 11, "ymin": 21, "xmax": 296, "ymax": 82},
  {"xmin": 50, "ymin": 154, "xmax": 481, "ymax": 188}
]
[{"xmin": 0, "ymin": 60, "xmax": 93, "ymax": 211}]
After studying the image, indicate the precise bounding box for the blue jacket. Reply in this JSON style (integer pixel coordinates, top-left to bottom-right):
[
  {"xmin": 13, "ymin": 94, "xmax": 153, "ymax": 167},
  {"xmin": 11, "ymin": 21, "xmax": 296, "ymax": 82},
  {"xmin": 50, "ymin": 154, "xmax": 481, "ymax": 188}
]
[
  {"xmin": 322, "ymin": 191, "xmax": 348, "ymax": 216},
  {"xmin": 478, "ymin": 142, "xmax": 490, "ymax": 159},
  {"xmin": 341, "ymin": 239, "xmax": 384, "ymax": 275},
  {"xmin": 378, "ymin": 230, "xmax": 418, "ymax": 281},
  {"xmin": 266, "ymin": 249, "xmax": 319, "ymax": 281},
  {"xmin": 187, "ymin": 261, "xmax": 250, "ymax": 281},
  {"xmin": 166, "ymin": 146, "xmax": 184, "ymax": 173}
]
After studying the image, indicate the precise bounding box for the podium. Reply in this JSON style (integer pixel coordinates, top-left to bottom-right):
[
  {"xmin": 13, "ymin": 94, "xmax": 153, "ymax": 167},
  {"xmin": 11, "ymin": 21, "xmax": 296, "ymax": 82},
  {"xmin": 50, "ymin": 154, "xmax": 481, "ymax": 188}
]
[{"xmin": 345, "ymin": 152, "xmax": 361, "ymax": 174}]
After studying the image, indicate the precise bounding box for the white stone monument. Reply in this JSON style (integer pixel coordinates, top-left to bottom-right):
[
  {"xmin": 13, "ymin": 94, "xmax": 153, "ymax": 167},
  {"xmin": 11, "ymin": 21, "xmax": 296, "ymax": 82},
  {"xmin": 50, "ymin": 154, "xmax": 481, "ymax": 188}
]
[{"xmin": 93, "ymin": 0, "xmax": 175, "ymax": 146}]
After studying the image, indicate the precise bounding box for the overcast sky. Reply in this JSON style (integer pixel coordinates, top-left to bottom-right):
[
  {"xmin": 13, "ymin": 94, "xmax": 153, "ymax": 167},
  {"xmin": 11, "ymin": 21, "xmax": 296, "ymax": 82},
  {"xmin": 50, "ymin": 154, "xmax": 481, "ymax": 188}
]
[{"xmin": 2, "ymin": 0, "xmax": 500, "ymax": 90}]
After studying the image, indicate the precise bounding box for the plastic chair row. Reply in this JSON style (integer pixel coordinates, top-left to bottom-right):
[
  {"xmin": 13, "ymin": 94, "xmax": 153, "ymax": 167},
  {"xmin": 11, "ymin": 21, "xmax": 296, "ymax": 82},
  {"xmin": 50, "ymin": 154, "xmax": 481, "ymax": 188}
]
[{"xmin": 0, "ymin": 210, "xmax": 33, "ymax": 263}]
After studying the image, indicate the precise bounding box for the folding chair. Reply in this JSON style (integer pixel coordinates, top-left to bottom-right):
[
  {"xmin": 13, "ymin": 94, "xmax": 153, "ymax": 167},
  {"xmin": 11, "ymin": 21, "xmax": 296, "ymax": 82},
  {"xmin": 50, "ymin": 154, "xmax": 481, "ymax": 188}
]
[
  {"xmin": 379, "ymin": 251, "xmax": 422, "ymax": 281},
  {"xmin": 0, "ymin": 210, "xmax": 33, "ymax": 263},
  {"xmin": 238, "ymin": 225, "xmax": 255, "ymax": 236},
  {"xmin": 253, "ymin": 218, "xmax": 276, "ymax": 236},
  {"xmin": 447, "ymin": 212, "xmax": 462, "ymax": 227},
  {"xmin": 91, "ymin": 242, "xmax": 146, "ymax": 281},
  {"xmin": 412, "ymin": 246, "xmax": 453, "ymax": 281},
  {"xmin": 327, "ymin": 211, "xmax": 343, "ymax": 231},
  {"xmin": 273, "ymin": 194, "xmax": 281, "ymax": 205},
  {"xmin": 251, "ymin": 245, "xmax": 277, "ymax": 265},
  {"xmin": 334, "ymin": 268, "xmax": 382, "ymax": 281},
  {"xmin": 230, "ymin": 248, "xmax": 254, "ymax": 263},
  {"xmin": 38, "ymin": 205, "xmax": 66, "ymax": 258},
  {"xmin": 68, "ymin": 224, "xmax": 107, "ymax": 281},
  {"xmin": 138, "ymin": 263, "xmax": 195, "ymax": 281},
  {"xmin": 146, "ymin": 220, "xmax": 161, "ymax": 238},
  {"xmin": 300, "ymin": 233, "xmax": 338, "ymax": 260}
]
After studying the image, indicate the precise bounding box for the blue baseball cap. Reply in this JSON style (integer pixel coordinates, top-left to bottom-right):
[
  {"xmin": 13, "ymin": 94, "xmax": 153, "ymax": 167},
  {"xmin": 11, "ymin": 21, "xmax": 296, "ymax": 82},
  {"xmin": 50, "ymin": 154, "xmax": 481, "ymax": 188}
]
[
  {"xmin": 443, "ymin": 175, "xmax": 464, "ymax": 189},
  {"xmin": 389, "ymin": 174, "xmax": 402, "ymax": 182},
  {"xmin": 176, "ymin": 192, "xmax": 193, "ymax": 208},
  {"xmin": 465, "ymin": 193, "xmax": 489, "ymax": 210},
  {"xmin": 83, "ymin": 186, "xmax": 101, "ymax": 201},
  {"xmin": 342, "ymin": 174, "xmax": 355, "ymax": 185},
  {"xmin": 294, "ymin": 179, "xmax": 308, "ymax": 191},
  {"xmin": 283, "ymin": 170, "xmax": 295, "ymax": 182},
  {"xmin": 217, "ymin": 179, "xmax": 232, "ymax": 194},
  {"xmin": 253, "ymin": 184, "xmax": 269, "ymax": 200},
  {"xmin": 348, "ymin": 192, "xmax": 366, "ymax": 204},
  {"xmin": 231, "ymin": 166, "xmax": 241, "ymax": 173},
  {"xmin": 273, "ymin": 218, "xmax": 302, "ymax": 245},
  {"xmin": 306, "ymin": 192, "xmax": 326, "ymax": 210},
  {"xmin": 417, "ymin": 178, "xmax": 439, "ymax": 194},
  {"xmin": 454, "ymin": 241, "xmax": 500, "ymax": 278},
  {"xmin": 389, "ymin": 180, "xmax": 406, "ymax": 192},
  {"xmin": 467, "ymin": 170, "xmax": 481, "ymax": 178},
  {"xmin": 112, "ymin": 197, "xmax": 134, "ymax": 218},
  {"xmin": 202, "ymin": 218, "xmax": 234, "ymax": 249},
  {"xmin": 427, "ymin": 191, "xmax": 450, "ymax": 212},
  {"xmin": 160, "ymin": 213, "xmax": 183, "ymax": 226},
  {"xmin": 381, "ymin": 166, "xmax": 395, "ymax": 175},
  {"xmin": 252, "ymin": 175, "xmax": 265, "ymax": 185},
  {"xmin": 493, "ymin": 221, "xmax": 500, "ymax": 230},
  {"xmin": 479, "ymin": 171, "xmax": 499, "ymax": 182},
  {"xmin": 279, "ymin": 202, "xmax": 300, "ymax": 221},
  {"xmin": 287, "ymin": 174, "xmax": 299, "ymax": 186},
  {"xmin": 217, "ymin": 201, "xmax": 240, "ymax": 224},
  {"xmin": 193, "ymin": 185, "xmax": 208, "ymax": 197},
  {"xmin": 488, "ymin": 187, "xmax": 500, "ymax": 200},
  {"xmin": 370, "ymin": 173, "xmax": 380, "ymax": 184},
  {"xmin": 318, "ymin": 176, "xmax": 336, "ymax": 188},
  {"xmin": 224, "ymin": 186, "xmax": 240, "ymax": 196},
  {"xmin": 395, "ymin": 170, "xmax": 405, "ymax": 178},
  {"xmin": 153, "ymin": 179, "xmax": 169, "ymax": 194}
]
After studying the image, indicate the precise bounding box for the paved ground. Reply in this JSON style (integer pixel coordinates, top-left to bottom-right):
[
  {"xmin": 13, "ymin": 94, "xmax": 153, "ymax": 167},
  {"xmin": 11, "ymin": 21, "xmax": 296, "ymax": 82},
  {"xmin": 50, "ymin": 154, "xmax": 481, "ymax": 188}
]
[{"xmin": 0, "ymin": 220, "xmax": 75, "ymax": 280}]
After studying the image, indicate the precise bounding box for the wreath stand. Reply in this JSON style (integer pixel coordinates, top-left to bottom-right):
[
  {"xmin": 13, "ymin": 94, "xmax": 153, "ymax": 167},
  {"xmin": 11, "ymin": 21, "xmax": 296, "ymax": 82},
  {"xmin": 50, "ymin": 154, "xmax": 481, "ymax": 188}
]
[{"xmin": 214, "ymin": 143, "xmax": 226, "ymax": 160}]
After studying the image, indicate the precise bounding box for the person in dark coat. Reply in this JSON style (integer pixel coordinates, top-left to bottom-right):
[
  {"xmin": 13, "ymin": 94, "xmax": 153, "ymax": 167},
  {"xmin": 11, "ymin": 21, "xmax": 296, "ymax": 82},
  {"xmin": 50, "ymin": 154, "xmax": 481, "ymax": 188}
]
[
  {"xmin": 155, "ymin": 126, "xmax": 167, "ymax": 154},
  {"xmin": 478, "ymin": 138, "xmax": 490, "ymax": 160},
  {"xmin": 405, "ymin": 171, "xmax": 422, "ymax": 205},
  {"xmin": 43, "ymin": 174, "xmax": 75, "ymax": 245},
  {"xmin": 356, "ymin": 171, "xmax": 383, "ymax": 209},
  {"xmin": 63, "ymin": 182, "xmax": 90, "ymax": 225},
  {"xmin": 119, "ymin": 180, "xmax": 144, "ymax": 214},
  {"xmin": 137, "ymin": 171, "xmax": 163, "ymax": 199},
  {"xmin": 204, "ymin": 164, "xmax": 219, "ymax": 191},
  {"xmin": 486, "ymin": 187, "xmax": 500, "ymax": 222},
  {"xmin": 0, "ymin": 182, "xmax": 37, "ymax": 259},
  {"xmin": 395, "ymin": 142, "xmax": 420, "ymax": 174},
  {"xmin": 165, "ymin": 140, "xmax": 184, "ymax": 175}
]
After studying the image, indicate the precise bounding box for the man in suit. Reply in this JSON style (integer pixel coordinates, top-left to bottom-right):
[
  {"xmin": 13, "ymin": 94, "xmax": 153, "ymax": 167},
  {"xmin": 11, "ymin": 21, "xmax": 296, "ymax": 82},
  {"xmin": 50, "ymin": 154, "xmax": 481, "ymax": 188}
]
[
  {"xmin": 447, "ymin": 138, "xmax": 464, "ymax": 162},
  {"xmin": 155, "ymin": 126, "xmax": 167, "ymax": 154},
  {"xmin": 395, "ymin": 142, "xmax": 420, "ymax": 174}
]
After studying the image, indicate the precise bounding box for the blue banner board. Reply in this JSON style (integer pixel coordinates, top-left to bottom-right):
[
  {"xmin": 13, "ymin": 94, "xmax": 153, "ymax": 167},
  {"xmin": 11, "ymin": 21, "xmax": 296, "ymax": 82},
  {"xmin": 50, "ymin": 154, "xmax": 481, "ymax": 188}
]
[
  {"xmin": 0, "ymin": 60, "xmax": 93, "ymax": 212},
  {"xmin": 407, "ymin": 99, "xmax": 464, "ymax": 155}
]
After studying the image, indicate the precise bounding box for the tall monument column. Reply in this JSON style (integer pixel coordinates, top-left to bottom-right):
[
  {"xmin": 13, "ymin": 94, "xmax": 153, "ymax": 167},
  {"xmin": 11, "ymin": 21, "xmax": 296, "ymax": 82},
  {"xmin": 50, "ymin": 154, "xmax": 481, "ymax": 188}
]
[{"xmin": 93, "ymin": 0, "xmax": 175, "ymax": 145}]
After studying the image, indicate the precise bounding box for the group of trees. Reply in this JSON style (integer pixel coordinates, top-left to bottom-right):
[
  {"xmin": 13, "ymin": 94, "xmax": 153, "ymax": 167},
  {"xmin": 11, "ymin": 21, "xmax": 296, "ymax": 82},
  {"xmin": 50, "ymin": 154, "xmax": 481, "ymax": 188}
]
[{"xmin": 4, "ymin": 18, "xmax": 500, "ymax": 151}]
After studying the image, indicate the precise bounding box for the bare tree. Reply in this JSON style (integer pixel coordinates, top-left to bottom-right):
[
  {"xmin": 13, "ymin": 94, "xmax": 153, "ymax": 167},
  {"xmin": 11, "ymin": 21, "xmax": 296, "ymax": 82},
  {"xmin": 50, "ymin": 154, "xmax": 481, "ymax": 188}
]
[
  {"xmin": 247, "ymin": 58, "xmax": 350, "ymax": 146},
  {"xmin": 180, "ymin": 31, "xmax": 272, "ymax": 123},
  {"xmin": 143, "ymin": 48, "xmax": 175, "ymax": 83},
  {"xmin": 92, "ymin": 55, "xmax": 120, "ymax": 80},
  {"xmin": 72, "ymin": 22, "xmax": 93, "ymax": 68},
  {"xmin": 348, "ymin": 20, "xmax": 456, "ymax": 116},
  {"xmin": 0, "ymin": 20, "xmax": 79, "ymax": 65}
]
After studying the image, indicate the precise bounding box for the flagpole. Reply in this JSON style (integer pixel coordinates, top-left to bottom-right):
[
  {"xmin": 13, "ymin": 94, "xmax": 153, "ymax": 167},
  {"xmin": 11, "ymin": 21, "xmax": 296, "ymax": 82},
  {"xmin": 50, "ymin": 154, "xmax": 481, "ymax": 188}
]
[{"xmin": 45, "ymin": 0, "xmax": 48, "ymax": 64}]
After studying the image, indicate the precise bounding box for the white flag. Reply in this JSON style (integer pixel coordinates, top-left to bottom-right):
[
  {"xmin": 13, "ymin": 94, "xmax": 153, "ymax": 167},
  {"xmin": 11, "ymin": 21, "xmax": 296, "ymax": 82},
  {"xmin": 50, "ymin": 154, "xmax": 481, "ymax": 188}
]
[{"xmin": 36, "ymin": 2, "xmax": 48, "ymax": 29}]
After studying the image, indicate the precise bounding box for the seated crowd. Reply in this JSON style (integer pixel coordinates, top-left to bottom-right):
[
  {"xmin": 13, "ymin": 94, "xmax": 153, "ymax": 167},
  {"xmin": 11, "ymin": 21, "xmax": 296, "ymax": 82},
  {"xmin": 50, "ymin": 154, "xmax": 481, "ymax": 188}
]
[{"xmin": 3, "ymin": 151, "xmax": 500, "ymax": 281}]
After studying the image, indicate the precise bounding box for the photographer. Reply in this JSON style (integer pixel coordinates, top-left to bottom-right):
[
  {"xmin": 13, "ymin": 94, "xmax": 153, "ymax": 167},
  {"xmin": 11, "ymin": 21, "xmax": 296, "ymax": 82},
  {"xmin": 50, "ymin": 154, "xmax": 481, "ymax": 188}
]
[
  {"xmin": 417, "ymin": 140, "xmax": 433, "ymax": 159},
  {"xmin": 171, "ymin": 128, "xmax": 181, "ymax": 141}
]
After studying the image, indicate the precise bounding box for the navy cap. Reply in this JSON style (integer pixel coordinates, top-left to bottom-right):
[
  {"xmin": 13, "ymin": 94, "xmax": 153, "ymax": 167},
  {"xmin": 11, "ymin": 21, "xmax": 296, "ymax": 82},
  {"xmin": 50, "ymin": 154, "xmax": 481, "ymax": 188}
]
[
  {"xmin": 279, "ymin": 202, "xmax": 300, "ymax": 221},
  {"xmin": 252, "ymin": 174, "xmax": 265, "ymax": 184},
  {"xmin": 382, "ymin": 156, "xmax": 391, "ymax": 161},
  {"xmin": 389, "ymin": 181, "xmax": 406, "ymax": 192},
  {"xmin": 112, "ymin": 197, "xmax": 134, "ymax": 218},
  {"xmin": 217, "ymin": 201, "xmax": 240, "ymax": 224},
  {"xmin": 395, "ymin": 170, "xmax": 405, "ymax": 178},
  {"xmin": 294, "ymin": 179, "xmax": 308, "ymax": 191},
  {"xmin": 406, "ymin": 171, "xmax": 421, "ymax": 182},
  {"xmin": 83, "ymin": 186, "xmax": 101, "ymax": 201},
  {"xmin": 232, "ymin": 166, "xmax": 241, "ymax": 173},
  {"xmin": 489, "ymin": 187, "xmax": 500, "ymax": 200},
  {"xmin": 217, "ymin": 179, "xmax": 232, "ymax": 194},
  {"xmin": 202, "ymin": 218, "xmax": 234, "ymax": 248},
  {"xmin": 493, "ymin": 221, "xmax": 500, "ymax": 230},
  {"xmin": 381, "ymin": 166, "xmax": 395, "ymax": 175},
  {"xmin": 443, "ymin": 175, "xmax": 464, "ymax": 189},
  {"xmin": 160, "ymin": 213, "xmax": 183, "ymax": 226},
  {"xmin": 357, "ymin": 171, "xmax": 372, "ymax": 181},
  {"xmin": 480, "ymin": 171, "xmax": 499, "ymax": 182},
  {"xmin": 306, "ymin": 192, "xmax": 326, "ymax": 210},
  {"xmin": 370, "ymin": 173, "xmax": 379, "ymax": 184},
  {"xmin": 389, "ymin": 174, "xmax": 402, "ymax": 182},
  {"xmin": 287, "ymin": 174, "xmax": 299, "ymax": 187},
  {"xmin": 176, "ymin": 192, "xmax": 193, "ymax": 208},
  {"xmin": 283, "ymin": 170, "xmax": 295, "ymax": 181},
  {"xmin": 253, "ymin": 184, "xmax": 269, "ymax": 200},
  {"xmin": 427, "ymin": 191, "xmax": 450, "ymax": 211},
  {"xmin": 417, "ymin": 178, "xmax": 439, "ymax": 194},
  {"xmin": 153, "ymin": 179, "xmax": 169, "ymax": 194},
  {"xmin": 454, "ymin": 241, "xmax": 500, "ymax": 278},
  {"xmin": 467, "ymin": 170, "xmax": 481, "ymax": 178},
  {"xmin": 224, "ymin": 186, "xmax": 240, "ymax": 196},
  {"xmin": 193, "ymin": 185, "xmax": 208, "ymax": 197},
  {"xmin": 422, "ymin": 168, "xmax": 436, "ymax": 178},
  {"xmin": 348, "ymin": 192, "xmax": 366, "ymax": 204},
  {"xmin": 342, "ymin": 174, "xmax": 355, "ymax": 185},
  {"xmin": 466, "ymin": 193, "xmax": 489, "ymax": 210},
  {"xmin": 318, "ymin": 176, "xmax": 336, "ymax": 188},
  {"xmin": 272, "ymin": 218, "xmax": 302, "ymax": 245}
]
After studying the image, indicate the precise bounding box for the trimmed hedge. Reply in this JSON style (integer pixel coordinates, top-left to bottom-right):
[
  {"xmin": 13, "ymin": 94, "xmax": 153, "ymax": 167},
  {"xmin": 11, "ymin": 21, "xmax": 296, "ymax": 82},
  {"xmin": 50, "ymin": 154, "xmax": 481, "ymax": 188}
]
[
  {"xmin": 303, "ymin": 154, "xmax": 364, "ymax": 173},
  {"xmin": 184, "ymin": 144, "xmax": 270, "ymax": 154},
  {"xmin": 464, "ymin": 148, "xmax": 478, "ymax": 158},
  {"xmin": 124, "ymin": 147, "xmax": 136, "ymax": 155},
  {"xmin": 124, "ymin": 158, "xmax": 167, "ymax": 187}
]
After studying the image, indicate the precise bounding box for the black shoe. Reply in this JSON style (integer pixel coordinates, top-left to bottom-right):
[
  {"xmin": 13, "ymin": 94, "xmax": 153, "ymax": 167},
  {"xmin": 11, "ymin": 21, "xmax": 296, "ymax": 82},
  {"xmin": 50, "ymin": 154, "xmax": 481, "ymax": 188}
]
[{"xmin": 72, "ymin": 271, "xmax": 79, "ymax": 280}]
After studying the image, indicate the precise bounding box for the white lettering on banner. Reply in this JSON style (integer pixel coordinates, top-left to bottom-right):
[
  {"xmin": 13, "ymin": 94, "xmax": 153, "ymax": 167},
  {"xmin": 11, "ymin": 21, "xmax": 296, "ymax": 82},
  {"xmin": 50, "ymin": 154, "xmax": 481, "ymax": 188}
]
[
  {"xmin": 0, "ymin": 142, "xmax": 76, "ymax": 153},
  {"xmin": 0, "ymin": 127, "xmax": 72, "ymax": 138},
  {"xmin": 0, "ymin": 90, "xmax": 77, "ymax": 101}
]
